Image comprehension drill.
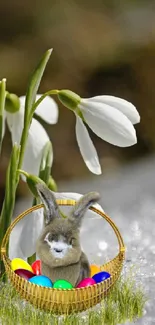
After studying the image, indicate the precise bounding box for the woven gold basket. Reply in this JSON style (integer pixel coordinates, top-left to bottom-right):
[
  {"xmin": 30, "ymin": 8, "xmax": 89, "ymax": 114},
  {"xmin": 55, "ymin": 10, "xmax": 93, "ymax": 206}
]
[{"xmin": 1, "ymin": 200, "xmax": 125, "ymax": 315}]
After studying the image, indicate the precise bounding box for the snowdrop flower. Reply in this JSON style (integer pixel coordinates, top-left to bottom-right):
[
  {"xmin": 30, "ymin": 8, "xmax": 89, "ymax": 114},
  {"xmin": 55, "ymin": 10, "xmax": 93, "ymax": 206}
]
[
  {"xmin": 58, "ymin": 91, "xmax": 140, "ymax": 175},
  {"xmin": 3, "ymin": 94, "xmax": 58, "ymax": 177},
  {"xmin": 9, "ymin": 192, "xmax": 104, "ymax": 260}
]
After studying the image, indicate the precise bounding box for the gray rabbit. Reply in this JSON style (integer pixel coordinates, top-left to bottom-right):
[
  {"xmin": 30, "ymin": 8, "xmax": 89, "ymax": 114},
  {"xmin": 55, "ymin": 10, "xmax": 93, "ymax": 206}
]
[{"xmin": 35, "ymin": 184, "xmax": 100, "ymax": 287}]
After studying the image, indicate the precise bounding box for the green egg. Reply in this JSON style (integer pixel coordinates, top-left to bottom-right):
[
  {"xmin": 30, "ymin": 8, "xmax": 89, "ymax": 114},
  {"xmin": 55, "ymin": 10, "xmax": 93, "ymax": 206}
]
[{"xmin": 53, "ymin": 279, "xmax": 73, "ymax": 289}]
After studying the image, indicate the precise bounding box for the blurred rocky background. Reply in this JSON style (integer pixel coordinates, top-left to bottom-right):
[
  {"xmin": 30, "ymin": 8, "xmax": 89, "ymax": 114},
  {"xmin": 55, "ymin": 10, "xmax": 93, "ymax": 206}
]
[{"xmin": 0, "ymin": 0, "xmax": 155, "ymax": 198}]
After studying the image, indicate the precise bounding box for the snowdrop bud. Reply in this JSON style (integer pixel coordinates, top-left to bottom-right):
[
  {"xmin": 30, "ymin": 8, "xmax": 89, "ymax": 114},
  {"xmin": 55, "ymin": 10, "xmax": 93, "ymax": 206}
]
[
  {"xmin": 5, "ymin": 93, "xmax": 20, "ymax": 113},
  {"xmin": 58, "ymin": 90, "xmax": 81, "ymax": 111},
  {"xmin": 18, "ymin": 169, "xmax": 46, "ymax": 197},
  {"xmin": 48, "ymin": 176, "xmax": 57, "ymax": 192}
]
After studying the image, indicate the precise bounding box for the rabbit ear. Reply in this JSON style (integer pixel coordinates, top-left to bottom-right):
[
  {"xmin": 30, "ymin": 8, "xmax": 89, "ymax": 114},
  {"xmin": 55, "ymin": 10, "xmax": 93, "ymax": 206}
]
[
  {"xmin": 70, "ymin": 192, "xmax": 100, "ymax": 227},
  {"xmin": 36, "ymin": 183, "xmax": 60, "ymax": 225}
]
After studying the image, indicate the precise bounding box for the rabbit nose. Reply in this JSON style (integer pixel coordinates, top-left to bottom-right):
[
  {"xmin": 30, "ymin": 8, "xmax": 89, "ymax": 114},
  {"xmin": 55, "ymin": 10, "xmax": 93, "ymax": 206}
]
[{"xmin": 54, "ymin": 247, "xmax": 63, "ymax": 253}]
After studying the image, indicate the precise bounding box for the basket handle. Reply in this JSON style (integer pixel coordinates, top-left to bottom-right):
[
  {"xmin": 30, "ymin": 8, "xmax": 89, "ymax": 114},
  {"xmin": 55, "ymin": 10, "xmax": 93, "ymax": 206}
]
[{"xmin": 1, "ymin": 201, "xmax": 125, "ymax": 257}]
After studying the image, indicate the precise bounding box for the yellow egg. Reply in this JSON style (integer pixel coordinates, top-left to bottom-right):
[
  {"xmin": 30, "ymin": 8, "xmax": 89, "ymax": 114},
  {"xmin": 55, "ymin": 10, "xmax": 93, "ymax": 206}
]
[
  {"xmin": 90, "ymin": 264, "xmax": 101, "ymax": 277},
  {"xmin": 11, "ymin": 258, "xmax": 33, "ymax": 272}
]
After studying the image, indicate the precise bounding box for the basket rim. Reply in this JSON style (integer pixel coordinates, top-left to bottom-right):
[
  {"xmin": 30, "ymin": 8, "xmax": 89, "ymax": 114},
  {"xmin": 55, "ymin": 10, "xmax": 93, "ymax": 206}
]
[
  {"xmin": 2, "ymin": 245, "xmax": 124, "ymax": 292},
  {"xmin": 3, "ymin": 253, "xmax": 123, "ymax": 292}
]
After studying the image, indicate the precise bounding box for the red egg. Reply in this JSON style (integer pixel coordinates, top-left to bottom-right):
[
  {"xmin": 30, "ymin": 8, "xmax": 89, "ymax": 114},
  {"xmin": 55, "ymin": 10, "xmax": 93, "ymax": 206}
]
[
  {"xmin": 15, "ymin": 268, "xmax": 35, "ymax": 280},
  {"xmin": 76, "ymin": 278, "xmax": 96, "ymax": 288},
  {"xmin": 31, "ymin": 260, "xmax": 41, "ymax": 275}
]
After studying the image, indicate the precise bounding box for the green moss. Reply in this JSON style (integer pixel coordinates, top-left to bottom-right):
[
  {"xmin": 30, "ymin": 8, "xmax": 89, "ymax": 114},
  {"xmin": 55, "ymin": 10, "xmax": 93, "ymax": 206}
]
[{"xmin": 0, "ymin": 269, "xmax": 147, "ymax": 325}]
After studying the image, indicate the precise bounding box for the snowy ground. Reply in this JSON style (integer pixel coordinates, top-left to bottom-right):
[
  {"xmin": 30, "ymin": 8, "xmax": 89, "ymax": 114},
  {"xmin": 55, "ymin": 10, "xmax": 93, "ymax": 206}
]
[{"xmin": 13, "ymin": 155, "xmax": 155, "ymax": 325}]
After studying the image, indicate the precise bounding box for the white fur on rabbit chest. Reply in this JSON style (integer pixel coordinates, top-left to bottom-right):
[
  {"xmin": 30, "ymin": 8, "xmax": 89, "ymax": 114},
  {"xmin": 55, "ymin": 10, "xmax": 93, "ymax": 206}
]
[{"xmin": 44, "ymin": 232, "xmax": 72, "ymax": 259}]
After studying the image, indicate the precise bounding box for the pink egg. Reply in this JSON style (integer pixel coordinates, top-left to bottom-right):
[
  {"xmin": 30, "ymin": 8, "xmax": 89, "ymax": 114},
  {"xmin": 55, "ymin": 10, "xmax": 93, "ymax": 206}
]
[{"xmin": 76, "ymin": 277, "xmax": 96, "ymax": 288}]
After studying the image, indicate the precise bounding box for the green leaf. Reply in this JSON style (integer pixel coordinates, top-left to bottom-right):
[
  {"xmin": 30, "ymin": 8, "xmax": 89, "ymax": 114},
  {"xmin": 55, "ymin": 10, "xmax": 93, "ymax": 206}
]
[
  {"xmin": 0, "ymin": 144, "xmax": 20, "ymax": 276},
  {"xmin": 48, "ymin": 176, "xmax": 57, "ymax": 192},
  {"xmin": 24, "ymin": 49, "xmax": 52, "ymax": 123},
  {"xmin": 0, "ymin": 115, "xmax": 3, "ymax": 150},
  {"xmin": 16, "ymin": 49, "xmax": 53, "ymax": 177},
  {"xmin": 0, "ymin": 144, "xmax": 20, "ymax": 247},
  {"xmin": 39, "ymin": 141, "xmax": 53, "ymax": 184},
  {"xmin": 0, "ymin": 79, "xmax": 6, "ymax": 116},
  {"xmin": 0, "ymin": 79, "xmax": 6, "ymax": 150}
]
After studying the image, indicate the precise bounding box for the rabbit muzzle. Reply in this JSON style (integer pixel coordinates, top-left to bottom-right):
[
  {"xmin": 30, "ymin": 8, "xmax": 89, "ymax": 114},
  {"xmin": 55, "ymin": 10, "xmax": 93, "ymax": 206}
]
[{"xmin": 44, "ymin": 233, "xmax": 71, "ymax": 259}]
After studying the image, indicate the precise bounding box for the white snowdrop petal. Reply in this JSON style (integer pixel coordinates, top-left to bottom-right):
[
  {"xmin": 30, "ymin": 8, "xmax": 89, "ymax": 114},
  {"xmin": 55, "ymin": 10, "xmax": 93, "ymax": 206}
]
[
  {"xmin": 35, "ymin": 95, "xmax": 59, "ymax": 124},
  {"xmin": 20, "ymin": 95, "xmax": 59, "ymax": 125},
  {"xmin": 19, "ymin": 95, "xmax": 26, "ymax": 108},
  {"xmin": 19, "ymin": 208, "xmax": 44, "ymax": 257},
  {"xmin": 9, "ymin": 230, "xmax": 26, "ymax": 261},
  {"xmin": 9, "ymin": 208, "xmax": 44, "ymax": 259},
  {"xmin": 54, "ymin": 192, "xmax": 83, "ymax": 201},
  {"xmin": 7, "ymin": 103, "xmax": 53, "ymax": 180},
  {"xmin": 6, "ymin": 108, "xmax": 24, "ymax": 145},
  {"xmin": 84, "ymin": 96, "xmax": 140, "ymax": 124},
  {"xmin": 22, "ymin": 118, "xmax": 52, "ymax": 178},
  {"xmin": 80, "ymin": 101, "xmax": 137, "ymax": 147},
  {"xmin": 75, "ymin": 116, "xmax": 101, "ymax": 175}
]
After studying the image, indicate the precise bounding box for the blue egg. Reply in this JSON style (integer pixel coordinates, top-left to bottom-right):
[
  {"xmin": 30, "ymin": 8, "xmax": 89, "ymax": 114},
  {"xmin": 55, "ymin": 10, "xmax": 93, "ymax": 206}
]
[
  {"xmin": 92, "ymin": 271, "xmax": 111, "ymax": 283},
  {"xmin": 29, "ymin": 275, "xmax": 53, "ymax": 287}
]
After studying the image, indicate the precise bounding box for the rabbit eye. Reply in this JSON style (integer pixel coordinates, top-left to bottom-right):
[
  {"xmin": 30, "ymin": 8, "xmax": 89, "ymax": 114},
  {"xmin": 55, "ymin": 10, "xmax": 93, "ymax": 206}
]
[
  {"xmin": 69, "ymin": 238, "xmax": 75, "ymax": 245},
  {"xmin": 48, "ymin": 234, "xmax": 53, "ymax": 242}
]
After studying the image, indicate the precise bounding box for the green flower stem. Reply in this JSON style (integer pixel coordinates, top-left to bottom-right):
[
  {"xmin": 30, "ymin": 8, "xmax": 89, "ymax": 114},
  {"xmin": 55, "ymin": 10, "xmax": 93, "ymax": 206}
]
[
  {"xmin": 0, "ymin": 79, "xmax": 6, "ymax": 153},
  {"xmin": 31, "ymin": 90, "xmax": 59, "ymax": 116},
  {"xmin": 39, "ymin": 141, "xmax": 53, "ymax": 184},
  {"xmin": 16, "ymin": 122, "xmax": 31, "ymax": 183},
  {"xmin": 0, "ymin": 145, "xmax": 20, "ymax": 276},
  {"xmin": 37, "ymin": 88, "xmax": 85, "ymax": 121}
]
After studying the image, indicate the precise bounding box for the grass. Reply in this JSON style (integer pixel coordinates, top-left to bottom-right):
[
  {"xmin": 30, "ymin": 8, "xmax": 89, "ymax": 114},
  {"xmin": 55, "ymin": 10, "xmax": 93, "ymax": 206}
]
[{"xmin": 0, "ymin": 269, "xmax": 147, "ymax": 325}]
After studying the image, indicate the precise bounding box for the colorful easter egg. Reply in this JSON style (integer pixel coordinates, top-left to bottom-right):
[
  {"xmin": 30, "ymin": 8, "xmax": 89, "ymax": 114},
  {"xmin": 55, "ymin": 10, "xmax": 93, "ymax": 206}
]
[
  {"xmin": 92, "ymin": 271, "xmax": 111, "ymax": 283},
  {"xmin": 53, "ymin": 279, "xmax": 73, "ymax": 289},
  {"xmin": 90, "ymin": 264, "xmax": 101, "ymax": 277},
  {"xmin": 29, "ymin": 275, "xmax": 53, "ymax": 287},
  {"xmin": 14, "ymin": 268, "xmax": 35, "ymax": 280},
  {"xmin": 31, "ymin": 260, "xmax": 41, "ymax": 275},
  {"xmin": 11, "ymin": 258, "xmax": 33, "ymax": 273},
  {"xmin": 76, "ymin": 278, "xmax": 96, "ymax": 288}
]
